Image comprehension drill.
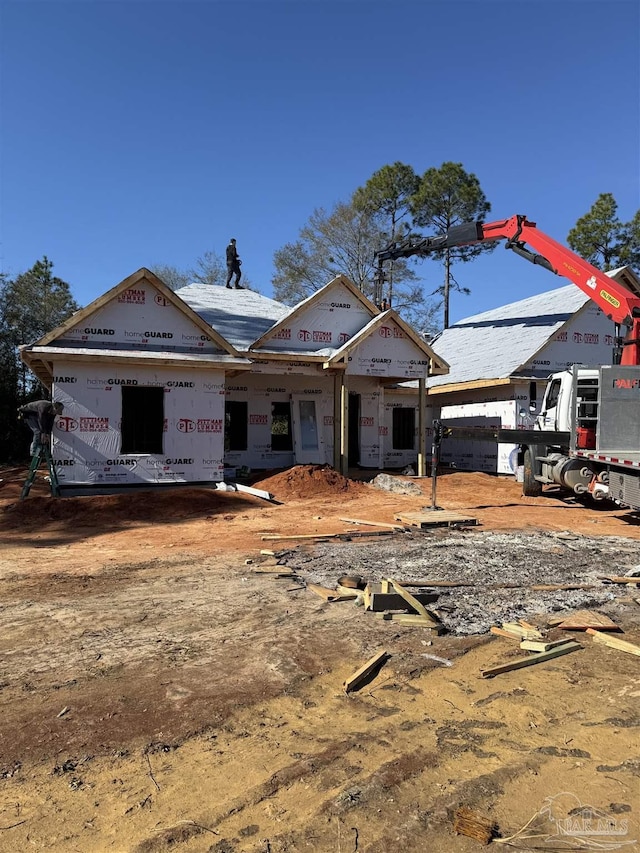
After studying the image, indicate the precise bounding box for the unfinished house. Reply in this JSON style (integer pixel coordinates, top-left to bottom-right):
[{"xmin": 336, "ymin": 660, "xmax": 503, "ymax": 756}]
[
  {"xmin": 424, "ymin": 267, "xmax": 640, "ymax": 474},
  {"xmin": 20, "ymin": 269, "xmax": 448, "ymax": 494}
]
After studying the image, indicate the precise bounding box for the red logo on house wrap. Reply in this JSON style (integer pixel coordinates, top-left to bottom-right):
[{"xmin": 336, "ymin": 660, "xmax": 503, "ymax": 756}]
[
  {"xmin": 298, "ymin": 329, "xmax": 311, "ymax": 342},
  {"xmin": 379, "ymin": 326, "xmax": 392, "ymax": 338},
  {"xmin": 176, "ymin": 418, "xmax": 196, "ymax": 433},
  {"xmin": 154, "ymin": 294, "xmax": 169, "ymax": 307},
  {"xmin": 57, "ymin": 417, "xmax": 78, "ymax": 432}
]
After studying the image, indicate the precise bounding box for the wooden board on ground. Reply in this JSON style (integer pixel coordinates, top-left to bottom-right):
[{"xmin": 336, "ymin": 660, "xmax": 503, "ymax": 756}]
[
  {"xmin": 395, "ymin": 511, "xmax": 478, "ymax": 529},
  {"xmin": 481, "ymin": 640, "xmax": 581, "ymax": 678},
  {"xmin": 558, "ymin": 610, "xmax": 620, "ymax": 631},
  {"xmin": 339, "ymin": 517, "xmax": 405, "ymax": 531},
  {"xmin": 520, "ymin": 638, "xmax": 575, "ymax": 652},
  {"xmin": 343, "ymin": 650, "xmax": 389, "ymax": 694},
  {"xmin": 307, "ymin": 583, "xmax": 358, "ymax": 603},
  {"xmin": 380, "ymin": 613, "xmax": 446, "ymax": 633},
  {"xmin": 586, "ymin": 628, "xmax": 640, "ymax": 656}
]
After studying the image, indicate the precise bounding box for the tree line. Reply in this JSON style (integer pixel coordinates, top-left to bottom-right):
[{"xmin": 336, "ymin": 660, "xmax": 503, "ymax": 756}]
[{"xmin": 1, "ymin": 177, "xmax": 638, "ymax": 462}]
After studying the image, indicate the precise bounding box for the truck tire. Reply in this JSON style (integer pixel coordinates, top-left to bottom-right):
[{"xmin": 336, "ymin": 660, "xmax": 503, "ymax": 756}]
[{"xmin": 522, "ymin": 448, "xmax": 542, "ymax": 497}]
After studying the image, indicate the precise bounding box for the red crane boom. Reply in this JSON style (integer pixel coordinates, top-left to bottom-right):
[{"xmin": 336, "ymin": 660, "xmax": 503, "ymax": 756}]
[{"xmin": 375, "ymin": 214, "xmax": 640, "ymax": 365}]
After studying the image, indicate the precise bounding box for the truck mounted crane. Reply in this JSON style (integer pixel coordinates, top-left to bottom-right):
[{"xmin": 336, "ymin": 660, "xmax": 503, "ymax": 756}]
[{"xmin": 375, "ymin": 215, "xmax": 640, "ymax": 511}]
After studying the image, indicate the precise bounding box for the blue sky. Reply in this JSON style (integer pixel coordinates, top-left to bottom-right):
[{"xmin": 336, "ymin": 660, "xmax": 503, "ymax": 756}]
[{"xmin": 1, "ymin": 0, "xmax": 638, "ymax": 327}]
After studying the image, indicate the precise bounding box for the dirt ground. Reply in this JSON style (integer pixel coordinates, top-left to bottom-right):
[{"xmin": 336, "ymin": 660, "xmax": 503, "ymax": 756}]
[{"xmin": 0, "ymin": 464, "xmax": 639, "ymax": 852}]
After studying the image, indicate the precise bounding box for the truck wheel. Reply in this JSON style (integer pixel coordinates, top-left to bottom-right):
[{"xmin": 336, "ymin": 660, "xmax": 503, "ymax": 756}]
[{"xmin": 522, "ymin": 448, "xmax": 542, "ymax": 497}]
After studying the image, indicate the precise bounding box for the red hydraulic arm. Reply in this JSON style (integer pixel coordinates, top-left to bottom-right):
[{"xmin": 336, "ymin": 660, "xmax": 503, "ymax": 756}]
[{"xmin": 375, "ymin": 214, "xmax": 640, "ymax": 365}]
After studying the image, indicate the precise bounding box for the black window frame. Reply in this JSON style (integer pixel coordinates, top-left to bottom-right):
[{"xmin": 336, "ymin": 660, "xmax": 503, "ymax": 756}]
[{"xmin": 120, "ymin": 386, "xmax": 165, "ymax": 454}]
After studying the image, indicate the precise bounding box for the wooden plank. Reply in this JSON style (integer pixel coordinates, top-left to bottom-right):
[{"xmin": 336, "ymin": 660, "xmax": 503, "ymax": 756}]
[
  {"xmin": 599, "ymin": 576, "xmax": 640, "ymax": 585},
  {"xmin": 481, "ymin": 641, "xmax": 581, "ymax": 678},
  {"xmin": 490, "ymin": 626, "xmax": 522, "ymax": 641},
  {"xmin": 400, "ymin": 580, "xmax": 474, "ymax": 588},
  {"xmin": 368, "ymin": 591, "xmax": 439, "ymax": 612},
  {"xmin": 395, "ymin": 511, "xmax": 478, "ymax": 529},
  {"xmin": 586, "ymin": 629, "xmax": 640, "ymax": 657},
  {"xmin": 531, "ymin": 583, "xmax": 595, "ymax": 591},
  {"xmin": 343, "ymin": 650, "xmax": 389, "ymax": 693},
  {"xmin": 502, "ymin": 622, "xmax": 544, "ymax": 640},
  {"xmin": 558, "ymin": 610, "xmax": 620, "ymax": 631},
  {"xmin": 261, "ymin": 533, "xmax": 339, "ymax": 541},
  {"xmin": 307, "ymin": 583, "xmax": 358, "ymax": 603},
  {"xmin": 380, "ymin": 613, "xmax": 446, "ymax": 633},
  {"xmin": 339, "ymin": 517, "xmax": 404, "ymax": 530},
  {"xmin": 520, "ymin": 638, "xmax": 575, "ymax": 653},
  {"xmin": 389, "ymin": 579, "xmax": 442, "ymax": 629}
]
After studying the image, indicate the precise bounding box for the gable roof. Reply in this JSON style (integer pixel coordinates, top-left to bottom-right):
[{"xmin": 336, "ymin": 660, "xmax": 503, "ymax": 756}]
[
  {"xmin": 426, "ymin": 283, "xmax": 590, "ymax": 389},
  {"xmin": 326, "ymin": 309, "xmax": 449, "ymax": 376},
  {"xmin": 36, "ymin": 268, "xmax": 240, "ymax": 356},
  {"xmin": 250, "ymin": 274, "xmax": 379, "ymax": 352},
  {"xmin": 175, "ymin": 282, "xmax": 290, "ymax": 351},
  {"xmin": 425, "ymin": 267, "xmax": 638, "ymax": 391}
]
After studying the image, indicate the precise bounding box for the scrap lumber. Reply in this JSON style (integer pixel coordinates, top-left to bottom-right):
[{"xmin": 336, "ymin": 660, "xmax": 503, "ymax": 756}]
[
  {"xmin": 389, "ymin": 579, "xmax": 442, "ymax": 630},
  {"xmin": 307, "ymin": 583, "xmax": 358, "ymax": 603},
  {"xmin": 599, "ymin": 576, "xmax": 640, "ymax": 585},
  {"xmin": 339, "ymin": 517, "xmax": 404, "ymax": 530},
  {"xmin": 343, "ymin": 650, "xmax": 389, "ymax": 694},
  {"xmin": 395, "ymin": 510, "xmax": 478, "ymax": 529},
  {"xmin": 400, "ymin": 580, "xmax": 474, "ymax": 588},
  {"xmin": 520, "ymin": 638, "xmax": 575, "ymax": 653},
  {"xmin": 261, "ymin": 533, "xmax": 339, "ymax": 541},
  {"xmin": 453, "ymin": 806, "xmax": 496, "ymax": 845},
  {"xmin": 502, "ymin": 622, "xmax": 544, "ymax": 640},
  {"xmin": 531, "ymin": 583, "xmax": 595, "ymax": 591},
  {"xmin": 586, "ymin": 628, "xmax": 640, "ymax": 657},
  {"xmin": 481, "ymin": 641, "xmax": 581, "ymax": 678},
  {"xmin": 380, "ymin": 613, "xmax": 445, "ymax": 633},
  {"xmin": 557, "ymin": 610, "xmax": 620, "ymax": 631},
  {"xmin": 490, "ymin": 626, "xmax": 523, "ymax": 641}
]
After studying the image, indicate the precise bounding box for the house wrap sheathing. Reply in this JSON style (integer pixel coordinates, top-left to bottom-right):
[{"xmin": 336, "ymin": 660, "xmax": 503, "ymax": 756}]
[
  {"xmin": 21, "ymin": 269, "xmax": 448, "ymax": 494},
  {"xmin": 423, "ymin": 267, "xmax": 640, "ymax": 474}
]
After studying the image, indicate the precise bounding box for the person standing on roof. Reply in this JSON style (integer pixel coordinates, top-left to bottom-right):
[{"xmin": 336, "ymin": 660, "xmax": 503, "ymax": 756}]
[
  {"xmin": 17, "ymin": 400, "xmax": 64, "ymax": 455},
  {"xmin": 225, "ymin": 238, "xmax": 243, "ymax": 289}
]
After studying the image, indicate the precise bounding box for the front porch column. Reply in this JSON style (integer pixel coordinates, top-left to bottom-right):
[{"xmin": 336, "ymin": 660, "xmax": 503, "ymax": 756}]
[
  {"xmin": 333, "ymin": 372, "xmax": 349, "ymax": 475},
  {"xmin": 417, "ymin": 377, "xmax": 427, "ymax": 477}
]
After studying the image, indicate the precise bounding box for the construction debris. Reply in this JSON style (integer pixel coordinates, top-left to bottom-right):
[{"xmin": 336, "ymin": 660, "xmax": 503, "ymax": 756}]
[
  {"xmin": 481, "ymin": 640, "xmax": 581, "ymax": 678},
  {"xmin": 339, "ymin": 517, "xmax": 405, "ymax": 531},
  {"xmin": 557, "ymin": 610, "xmax": 620, "ymax": 631},
  {"xmin": 394, "ymin": 510, "xmax": 478, "ymax": 529},
  {"xmin": 343, "ymin": 650, "xmax": 389, "ymax": 694},
  {"xmin": 587, "ymin": 628, "xmax": 640, "ymax": 656},
  {"xmin": 453, "ymin": 806, "xmax": 496, "ymax": 844},
  {"xmin": 307, "ymin": 583, "xmax": 358, "ymax": 603}
]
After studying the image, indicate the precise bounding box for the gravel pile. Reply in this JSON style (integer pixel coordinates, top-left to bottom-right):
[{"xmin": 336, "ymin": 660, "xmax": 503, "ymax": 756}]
[{"xmin": 278, "ymin": 529, "xmax": 639, "ymax": 635}]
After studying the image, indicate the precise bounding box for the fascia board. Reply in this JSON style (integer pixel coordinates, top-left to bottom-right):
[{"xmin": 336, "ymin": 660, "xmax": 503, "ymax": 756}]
[
  {"xmin": 426, "ymin": 377, "xmax": 514, "ymax": 396},
  {"xmin": 22, "ymin": 345, "xmax": 251, "ymax": 371}
]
